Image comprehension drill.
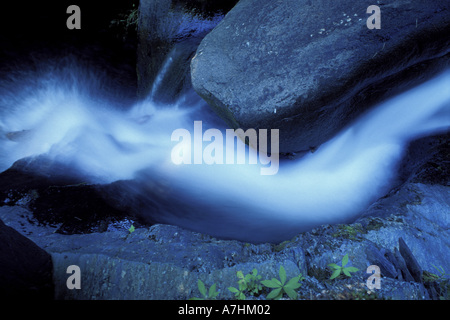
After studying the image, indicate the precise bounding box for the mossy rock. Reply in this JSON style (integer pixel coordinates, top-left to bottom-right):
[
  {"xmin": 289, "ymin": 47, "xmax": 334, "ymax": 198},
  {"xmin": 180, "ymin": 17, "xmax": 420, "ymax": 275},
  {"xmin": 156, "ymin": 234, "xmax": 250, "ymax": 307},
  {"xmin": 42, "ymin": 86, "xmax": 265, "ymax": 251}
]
[{"xmin": 332, "ymin": 224, "xmax": 367, "ymax": 241}]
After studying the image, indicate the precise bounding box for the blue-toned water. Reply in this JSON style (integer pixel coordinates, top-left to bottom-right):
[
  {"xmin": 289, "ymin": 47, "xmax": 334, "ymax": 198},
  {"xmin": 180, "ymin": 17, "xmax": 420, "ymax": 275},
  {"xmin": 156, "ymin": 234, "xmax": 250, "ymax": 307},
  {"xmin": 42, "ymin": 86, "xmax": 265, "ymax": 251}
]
[{"xmin": 0, "ymin": 59, "xmax": 449, "ymax": 242}]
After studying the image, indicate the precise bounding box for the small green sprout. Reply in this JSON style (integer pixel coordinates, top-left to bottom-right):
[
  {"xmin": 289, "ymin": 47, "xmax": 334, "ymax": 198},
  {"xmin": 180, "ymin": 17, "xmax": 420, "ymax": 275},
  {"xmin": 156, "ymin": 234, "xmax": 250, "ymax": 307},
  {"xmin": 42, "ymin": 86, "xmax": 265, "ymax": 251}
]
[
  {"xmin": 228, "ymin": 279, "xmax": 246, "ymax": 300},
  {"xmin": 190, "ymin": 280, "xmax": 219, "ymax": 300},
  {"xmin": 328, "ymin": 254, "xmax": 359, "ymax": 279},
  {"xmin": 261, "ymin": 265, "xmax": 304, "ymax": 300},
  {"xmin": 427, "ymin": 265, "xmax": 449, "ymax": 300},
  {"xmin": 128, "ymin": 224, "xmax": 135, "ymax": 234},
  {"xmin": 228, "ymin": 269, "xmax": 262, "ymax": 300}
]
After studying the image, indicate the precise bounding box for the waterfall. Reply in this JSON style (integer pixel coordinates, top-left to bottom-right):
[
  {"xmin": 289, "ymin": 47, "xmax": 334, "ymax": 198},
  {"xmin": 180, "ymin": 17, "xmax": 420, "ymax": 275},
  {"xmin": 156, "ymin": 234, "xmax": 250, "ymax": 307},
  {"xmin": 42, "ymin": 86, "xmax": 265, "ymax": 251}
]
[{"xmin": 0, "ymin": 58, "xmax": 448, "ymax": 242}]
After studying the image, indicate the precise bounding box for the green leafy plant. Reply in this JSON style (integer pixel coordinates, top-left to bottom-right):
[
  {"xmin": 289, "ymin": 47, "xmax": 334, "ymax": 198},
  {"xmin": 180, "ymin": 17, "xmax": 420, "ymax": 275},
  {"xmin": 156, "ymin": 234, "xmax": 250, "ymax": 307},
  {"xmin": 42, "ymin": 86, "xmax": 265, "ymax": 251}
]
[
  {"xmin": 228, "ymin": 279, "xmax": 246, "ymax": 300},
  {"xmin": 432, "ymin": 265, "xmax": 448, "ymax": 279},
  {"xmin": 328, "ymin": 254, "xmax": 359, "ymax": 279},
  {"xmin": 109, "ymin": 2, "xmax": 139, "ymax": 41},
  {"xmin": 424, "ymin": 265, "xmax": 449, "ymax": 300},
  {"xmin": 128, "ymin": 224, "xmax": 135, "ymax": 234},
  {"xmin": 261, "ymin": 265, "xmax": 304, "ymax": 300},
  {"xmin": 110, "ymin": 4, "xmax": 138, "ymax": 31},
  {"xmin": 190, "ymin": 280, "xmax": 219, "ymax": 300},
  {"xmin": 228, "ymin": 269, "xmax": 262, "ymax": 300}
]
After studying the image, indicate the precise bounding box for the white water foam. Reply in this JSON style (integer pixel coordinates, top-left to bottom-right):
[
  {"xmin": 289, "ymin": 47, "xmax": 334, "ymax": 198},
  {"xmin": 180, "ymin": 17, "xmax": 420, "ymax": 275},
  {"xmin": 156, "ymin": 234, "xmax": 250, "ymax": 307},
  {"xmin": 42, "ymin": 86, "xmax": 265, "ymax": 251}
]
[{"xmin": 0, "ymin": 62, "xmax": 449, "ymax": 242}]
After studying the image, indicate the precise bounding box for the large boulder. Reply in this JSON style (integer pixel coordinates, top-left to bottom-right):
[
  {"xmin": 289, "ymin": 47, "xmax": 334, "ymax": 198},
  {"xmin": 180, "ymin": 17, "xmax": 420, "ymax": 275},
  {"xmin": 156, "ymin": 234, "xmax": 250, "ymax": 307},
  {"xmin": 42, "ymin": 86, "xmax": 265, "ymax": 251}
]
[
  {"xmin": 0, "ymin": 218, "xmax": 54, "ymax": 299},
  {"xmin": 191, "ymin": 0, "xmax": 450, "ymax": 152},
  {"xmin": 0, "ymin": 206, "xmax": 306, "ymax": 300},
  {"xmin": 136, "ymin": 0, "xmax": 238, "ymax": 101}
]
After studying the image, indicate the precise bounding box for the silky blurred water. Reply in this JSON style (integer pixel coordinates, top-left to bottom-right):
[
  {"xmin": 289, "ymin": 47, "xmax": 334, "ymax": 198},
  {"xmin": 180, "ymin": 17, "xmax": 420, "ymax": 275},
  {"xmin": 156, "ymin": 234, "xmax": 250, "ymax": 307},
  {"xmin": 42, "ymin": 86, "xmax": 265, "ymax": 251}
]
[{"xmin": 0, "ymin": 59, "xmax": 449, "ymax": 242}]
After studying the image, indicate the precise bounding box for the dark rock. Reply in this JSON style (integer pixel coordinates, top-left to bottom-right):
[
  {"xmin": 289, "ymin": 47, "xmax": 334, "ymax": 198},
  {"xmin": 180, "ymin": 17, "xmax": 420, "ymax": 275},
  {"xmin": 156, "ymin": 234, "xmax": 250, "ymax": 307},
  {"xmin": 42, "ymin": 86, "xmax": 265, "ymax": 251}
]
[
  {"xmin": 30, "ymin": 184, "xmax": 134, "ymax": 234},
  {"xmin": 358, "ymin": 182, "xmax": 449, "ymax": 277},
  {"xmin": 137, "ymin": 0, "xmax": 238, "ymax": 101},
  {"xmin": 363, "ymin": 240, "xmax": 424, "ymax": 283},
  {"xmin": 383, "ymin": 249, "xmax": 400, "ymax": 273},
  {"xmin": 0, "ymin": 218, "xmax": 53, "ymax": 299},
  {"xmin": 399, "ymin": 237, "xmax": 423, "ymax": 283},
  {"xmin": 0, "ymin": 157, "xmax": 81, "ymax": 206},
  {"xmin": 393, "ymin": 247, "xmax": 415, "ymax": 282},
  {"xmin": 424, "ymin": 281, "xmax": 441, "ymax": 300},
  {"xmin": 191, "ymin": 0, "xmax": 450, "ymax": 152},
  {"xmin": 0, "ymin": 157, "xmax": 134, "ymax": 234},
  {"xmin": 365, "ymin": 243, "xmax": 398, "ymax": 279},
  {"xmin": 2, "ymin": 180, "xmax": 446, "ymax": 300},
  {"xmin": 396, "ymin": 133, "xmax": 449, "ymax": 186},
  {"xmin": 0, "ymin": 208, "xmax": 306, "ymax": 300},
  {"xmin": 363, "ymin": 241, "xmax": 423, "ymax": 283}
]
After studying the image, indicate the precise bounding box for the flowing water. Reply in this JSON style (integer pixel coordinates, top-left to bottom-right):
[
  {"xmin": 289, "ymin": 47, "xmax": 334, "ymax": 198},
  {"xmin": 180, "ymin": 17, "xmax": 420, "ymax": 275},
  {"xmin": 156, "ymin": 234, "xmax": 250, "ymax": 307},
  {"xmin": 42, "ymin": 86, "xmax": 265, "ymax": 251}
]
[{"xmin": 0, "ymin": 57, "xmax": 449, "ymax": 242}]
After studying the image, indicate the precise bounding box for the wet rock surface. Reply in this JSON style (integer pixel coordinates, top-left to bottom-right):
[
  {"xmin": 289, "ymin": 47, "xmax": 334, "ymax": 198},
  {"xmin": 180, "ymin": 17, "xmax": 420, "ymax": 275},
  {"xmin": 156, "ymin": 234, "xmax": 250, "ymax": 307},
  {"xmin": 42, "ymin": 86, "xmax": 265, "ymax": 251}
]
[
  {"xmin": 136, "ymin": 0, "xmax": 238, "ymax": 101},
  {"xmin": 1, "ymin": 177, "xmax": 448, "ymax": 300},
  {"xmin": 191, "ymin": 0, "xmax": 450, "ymax": 152},
  {"xmin": 0, "ymin": 133, "xmax": 448, "ymax": 300}
]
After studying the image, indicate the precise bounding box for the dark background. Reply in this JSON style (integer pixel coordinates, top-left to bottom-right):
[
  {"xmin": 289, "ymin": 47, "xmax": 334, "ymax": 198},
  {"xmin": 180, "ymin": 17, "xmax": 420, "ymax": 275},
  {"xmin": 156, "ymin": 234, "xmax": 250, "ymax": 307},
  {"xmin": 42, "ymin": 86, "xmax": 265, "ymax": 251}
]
[
  {"xmin": 0, "ymin": 1, "xmax": 139, "ymax": 96},
  {"xmin": 0, "ymin": 1, "xmax": 140, "ymax": 55},
  {"xmin": 0, "ymin": 0, "xmax": 238, "ymax": 98}
]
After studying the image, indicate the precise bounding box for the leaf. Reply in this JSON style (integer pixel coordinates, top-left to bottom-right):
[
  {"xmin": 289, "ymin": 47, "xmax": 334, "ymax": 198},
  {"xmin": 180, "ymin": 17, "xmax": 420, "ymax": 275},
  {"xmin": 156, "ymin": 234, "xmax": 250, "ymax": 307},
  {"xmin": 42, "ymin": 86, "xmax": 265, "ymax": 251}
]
[
  {"xmin": 432, "ymin": 265, "xmax": 445, "ymax": 277},
  {"xmin": 266, "ymin": 288, "xmax": 282, "ymax": 300},
  {"xmin": 228, "ymin": 287, "xmax": 239, "ymax": 293},
  {"xmin": 261, "ymin": 279, "xmax": 282, "ymax": 288},
  {"xmin": 342, "ymin": 254, "xmax": 349, "ymax": 267},
  {"xmin": 345, "ymin": 267, "xmax": 359, "ymax": 273},
  {"xmin": 209, "ymin": 283, "xmax": 217, "ymax": 298},
  {"xmin": 286, "ymin": 276, "xmax": 300, "ymax": 286},
  {"xmin": 128, "ymin": 225, "xmax": 135, "ymax": 233},
  {"xmin": 279, "ymin": 265, "xmax": 287, "ymax": 285},
  {"xmin": 260, "ymin": 279, "xmax": 274, "ymax": 287},
  {"xmin": 283, "ymin": 286, "xmax": 298, "ymax": 300},
  {"xmin": 328, "ymin": 263, "xmax": 341, "ymax": 270},
  {"xmin": 286, "ymin": 278, "xmax": 302, "ymax": 290},
  {"xmin": 343, "ymin": 269, "xmax": 351, "ymax": 277},
  {"xmin": 252, "ymin": 285, "xmax": 261, "ymax": 294},
  {"xmin": 236, "ymin": 271, "xmax": 244, "ymax": 279},
  {"xmin": 330, "ymin": 269, "xmax": 341, "ymax": 280},
  {"xmin": 238, "ymin": 292, "xmax": 246, "ymax": 300},
  {"xmin": 198, "ymin": 279, "xmax": 207, "ymax": 297}
]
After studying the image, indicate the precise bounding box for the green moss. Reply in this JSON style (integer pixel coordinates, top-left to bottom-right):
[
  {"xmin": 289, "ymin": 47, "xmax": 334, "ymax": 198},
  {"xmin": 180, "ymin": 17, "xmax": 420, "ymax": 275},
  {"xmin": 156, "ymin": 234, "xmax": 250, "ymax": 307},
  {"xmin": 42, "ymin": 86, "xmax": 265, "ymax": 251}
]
[
  {"xmin": 272, "ymin": 235, "xmax": 299, "ymax": 252},
  {"xmin": 365, "ymin": 218, "xmax": 386, "ymax": 231},
  {"xmin": 273, "ymin": 240, "xmax": 291, "ymax": 252},
  {"xmin": 332, "ymin": 224, "xmax": 366, "ymax": 240}
]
